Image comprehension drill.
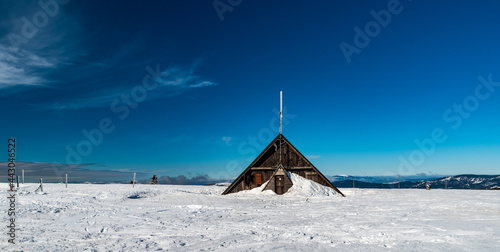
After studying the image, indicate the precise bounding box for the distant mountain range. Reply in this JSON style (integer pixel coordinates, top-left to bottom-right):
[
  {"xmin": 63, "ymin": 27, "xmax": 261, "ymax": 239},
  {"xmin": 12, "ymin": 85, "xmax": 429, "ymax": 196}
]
[
  {"xmin": 333, "ymin": 174, "xmax": 500, "ymax": 190},
  {"xmin": 329, "ymin": 174, "xmax": 446, "ymax": 184}
]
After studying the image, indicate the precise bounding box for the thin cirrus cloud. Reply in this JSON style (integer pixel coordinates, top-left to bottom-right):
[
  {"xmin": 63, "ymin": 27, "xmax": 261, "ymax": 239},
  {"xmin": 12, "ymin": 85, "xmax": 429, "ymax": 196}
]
[
  {"xmin": 0, "ymin": 2, "xmax": 216, "ymax": 110},
  {"xmin": 0, "ymin": 0, "xmax": 79, "ymax": 91},
  {"xmin": 158, "ymin": 64, "xmax": 216, "ymax": 89},
  {"xmin": 0, "ymin": 44, "xmax": 57, "ymax": 89},
  {"xmin": 1, "ymin": 35, "xmax": 217, "ymax": 110},
  {"xmin": 44, "ymin": 62, "xmax": 217, "ymax": 110}
]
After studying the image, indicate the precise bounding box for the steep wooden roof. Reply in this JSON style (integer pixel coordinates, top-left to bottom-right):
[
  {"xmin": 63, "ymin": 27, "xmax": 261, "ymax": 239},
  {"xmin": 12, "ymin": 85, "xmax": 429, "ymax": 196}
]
[{"xmin": 222, "ymin": 134, "xmax": 345, "ymax": 196}]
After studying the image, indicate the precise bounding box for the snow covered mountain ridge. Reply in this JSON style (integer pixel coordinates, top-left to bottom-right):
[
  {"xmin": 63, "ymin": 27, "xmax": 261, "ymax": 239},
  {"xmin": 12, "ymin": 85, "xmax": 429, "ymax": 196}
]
[
  {"xmin": 334, "ymin": 174, "xmax": 500, "ymax": 190},
  {"xmin": 417, "ymin": 174, "xmax": 500, "ymax": 189}
]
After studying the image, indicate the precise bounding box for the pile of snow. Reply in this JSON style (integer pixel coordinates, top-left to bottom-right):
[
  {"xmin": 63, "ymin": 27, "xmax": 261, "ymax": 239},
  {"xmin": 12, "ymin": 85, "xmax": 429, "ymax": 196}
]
[
  {"xmin": 286, "ymin": 172, "xmax": 338, "ymax": 197},
  {"xmin": 213, "ymin": 182, "xmax": 231, "ymax": 186},
  {"xmin": 126, "ymin": 190, "xmax": 160, "ymax": 199},
  {"xmin": 233, "ymin": 172, "xmax": 339, "ymax": 197},
  {"xmin": 232, "ymin": 180, "xmax": 275, "ymax": 196}
]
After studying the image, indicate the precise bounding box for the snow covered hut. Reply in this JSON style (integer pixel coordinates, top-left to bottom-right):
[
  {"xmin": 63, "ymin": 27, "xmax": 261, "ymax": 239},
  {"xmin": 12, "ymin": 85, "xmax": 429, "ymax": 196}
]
[{"xmin": 222, "ymin": 134, "xmax": 345, "ymax": 196}]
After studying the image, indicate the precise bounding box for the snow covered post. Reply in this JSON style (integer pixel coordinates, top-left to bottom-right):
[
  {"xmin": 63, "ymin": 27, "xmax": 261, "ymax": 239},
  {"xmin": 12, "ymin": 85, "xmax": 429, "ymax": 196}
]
[
  {"xmin": 22, "ymin": 169, "xmax": 24, "ymax": 184},
  {"xmin": 17, "ymin": 176, "xmax": 20, "ymax": 188},
  {"xmin": 35, "ymin": 178, "xmax": 44, "ymax": 193},
  {"xmin": 65, "ymin": 174, "xmax": 68, "ymax": 188},
  {"xmin": 133, "ymin": 173, "xmax": 136, "ymax": 188}
]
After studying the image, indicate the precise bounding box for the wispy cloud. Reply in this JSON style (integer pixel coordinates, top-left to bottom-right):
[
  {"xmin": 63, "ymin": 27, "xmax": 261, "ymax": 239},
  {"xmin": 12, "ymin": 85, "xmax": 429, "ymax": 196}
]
[
  {"xmin": 0, "ymin": 2, "xmax": 216, "ymax": 110},
  {"xmin": 0, "ymin": 45, "xmax": 57, "ymax": 89},
  {"xmin": 190, "ymin": 81, "xmax": 216, "ymax": 88},
  {"xmin": 44, "ymin": 91, "xmax": 128, "ymax": 110},
  {"xmin": 222, "ymin": 136, "xmax": 232, "ymax": 146},
  {"xmin": 0, "ymin": 1, "xmax": 80, "ymax": 91},
  {"xmin": 306, "ymin": 155, "xmax": 321, "ymax": 159},
  {"xmin": 157, "ymin": 64, "xmax": 217, "ymax": 90},
  {"xmin": 43, "ymin": 62, "xmax": 216, "ymax": 110}
]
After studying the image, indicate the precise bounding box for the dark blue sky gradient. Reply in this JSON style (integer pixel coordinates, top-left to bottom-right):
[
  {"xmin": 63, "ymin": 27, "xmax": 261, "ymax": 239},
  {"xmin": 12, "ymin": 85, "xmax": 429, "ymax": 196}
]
[{"xmin": 1, "ymin": 0, "xmax": 500, "ymax": 180}]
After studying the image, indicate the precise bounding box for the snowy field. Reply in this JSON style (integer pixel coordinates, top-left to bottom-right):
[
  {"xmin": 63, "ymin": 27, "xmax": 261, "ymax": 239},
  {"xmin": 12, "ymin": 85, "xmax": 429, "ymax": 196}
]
[{"xmin": 1, "ymin": 182, "xmax": 499, "ymax": 251}]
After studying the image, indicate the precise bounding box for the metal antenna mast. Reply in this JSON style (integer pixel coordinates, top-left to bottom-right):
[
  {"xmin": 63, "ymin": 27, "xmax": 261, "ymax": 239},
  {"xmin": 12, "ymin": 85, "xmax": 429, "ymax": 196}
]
[
  {"xmin": 280, "ymin": 91, "xmax": 282, "ymax": 134},
  {"xmin": 279, "ymin": 91, "xmax": 282, "ymax": 164}
]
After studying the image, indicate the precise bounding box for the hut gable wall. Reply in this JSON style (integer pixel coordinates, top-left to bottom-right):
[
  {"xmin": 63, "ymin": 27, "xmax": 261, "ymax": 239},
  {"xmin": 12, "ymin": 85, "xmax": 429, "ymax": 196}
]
[{"xmin": 222, "ymin": 134, "xmax": 345, "ymax": 196}]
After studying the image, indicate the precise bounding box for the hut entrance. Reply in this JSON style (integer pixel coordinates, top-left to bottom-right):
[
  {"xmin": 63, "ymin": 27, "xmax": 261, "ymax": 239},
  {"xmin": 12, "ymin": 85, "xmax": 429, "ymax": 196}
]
[{"xmin": 275, "ymin": 175, "xmax": 285, "ymax": 194}]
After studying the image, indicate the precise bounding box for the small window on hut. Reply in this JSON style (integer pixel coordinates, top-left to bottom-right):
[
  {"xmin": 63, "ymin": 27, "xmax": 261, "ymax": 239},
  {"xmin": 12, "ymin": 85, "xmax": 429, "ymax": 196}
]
[
  {"xmin": 245, "ymin": 174, "xmax": 254, "ymax": 185},
  {"xmin": 254, "ymin": 174, "xmax": 262, "ymax": 186}
]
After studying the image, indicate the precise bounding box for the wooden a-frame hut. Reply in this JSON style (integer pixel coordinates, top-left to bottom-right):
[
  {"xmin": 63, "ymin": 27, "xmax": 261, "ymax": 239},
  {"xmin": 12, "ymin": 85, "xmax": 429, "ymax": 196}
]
[{"xmin": 222, "ymin": 134, "xmax": 345, "ymax": 196}]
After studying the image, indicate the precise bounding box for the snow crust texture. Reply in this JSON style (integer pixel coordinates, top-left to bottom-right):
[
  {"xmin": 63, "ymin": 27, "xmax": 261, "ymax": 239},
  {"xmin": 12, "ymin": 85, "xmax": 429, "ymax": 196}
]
[{"xmin": 1, "ymin": 183, "xmax": 499, "ymax": 251}]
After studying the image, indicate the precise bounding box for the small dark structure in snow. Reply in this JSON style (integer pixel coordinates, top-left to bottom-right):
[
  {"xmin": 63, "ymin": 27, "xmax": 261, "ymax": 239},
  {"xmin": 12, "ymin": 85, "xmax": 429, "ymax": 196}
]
[
  {"xmin": 222, "ymin": 133, "xmax": 344, "ymax": 196},
  {"xmin": 151, "ymin": 174, "xmax": 158, "ymax": 185}
]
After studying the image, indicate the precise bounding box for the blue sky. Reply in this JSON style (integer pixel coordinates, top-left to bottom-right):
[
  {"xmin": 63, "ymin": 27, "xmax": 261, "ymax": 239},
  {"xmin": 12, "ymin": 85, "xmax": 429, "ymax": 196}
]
[{"xmin": 1, "ymin": 0, "xmax": 500, "ymax": 182}]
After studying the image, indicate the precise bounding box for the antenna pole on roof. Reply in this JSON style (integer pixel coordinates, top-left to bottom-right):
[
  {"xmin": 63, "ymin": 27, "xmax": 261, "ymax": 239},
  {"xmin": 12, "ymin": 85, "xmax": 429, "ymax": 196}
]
[
  {"xmin": 279, "ymin": 91, "xmax": 282, "ymax": 164},
  {"xmin": 280, "ymin": 91, "xmax": 282, "ymax": 134}
]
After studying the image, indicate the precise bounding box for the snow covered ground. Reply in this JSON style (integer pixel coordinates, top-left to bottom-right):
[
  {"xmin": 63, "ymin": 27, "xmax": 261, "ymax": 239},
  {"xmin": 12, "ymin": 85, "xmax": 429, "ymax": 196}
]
[{"xmin": 1, "ymin": 182, "xmax": 499, "ymax": 251}]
